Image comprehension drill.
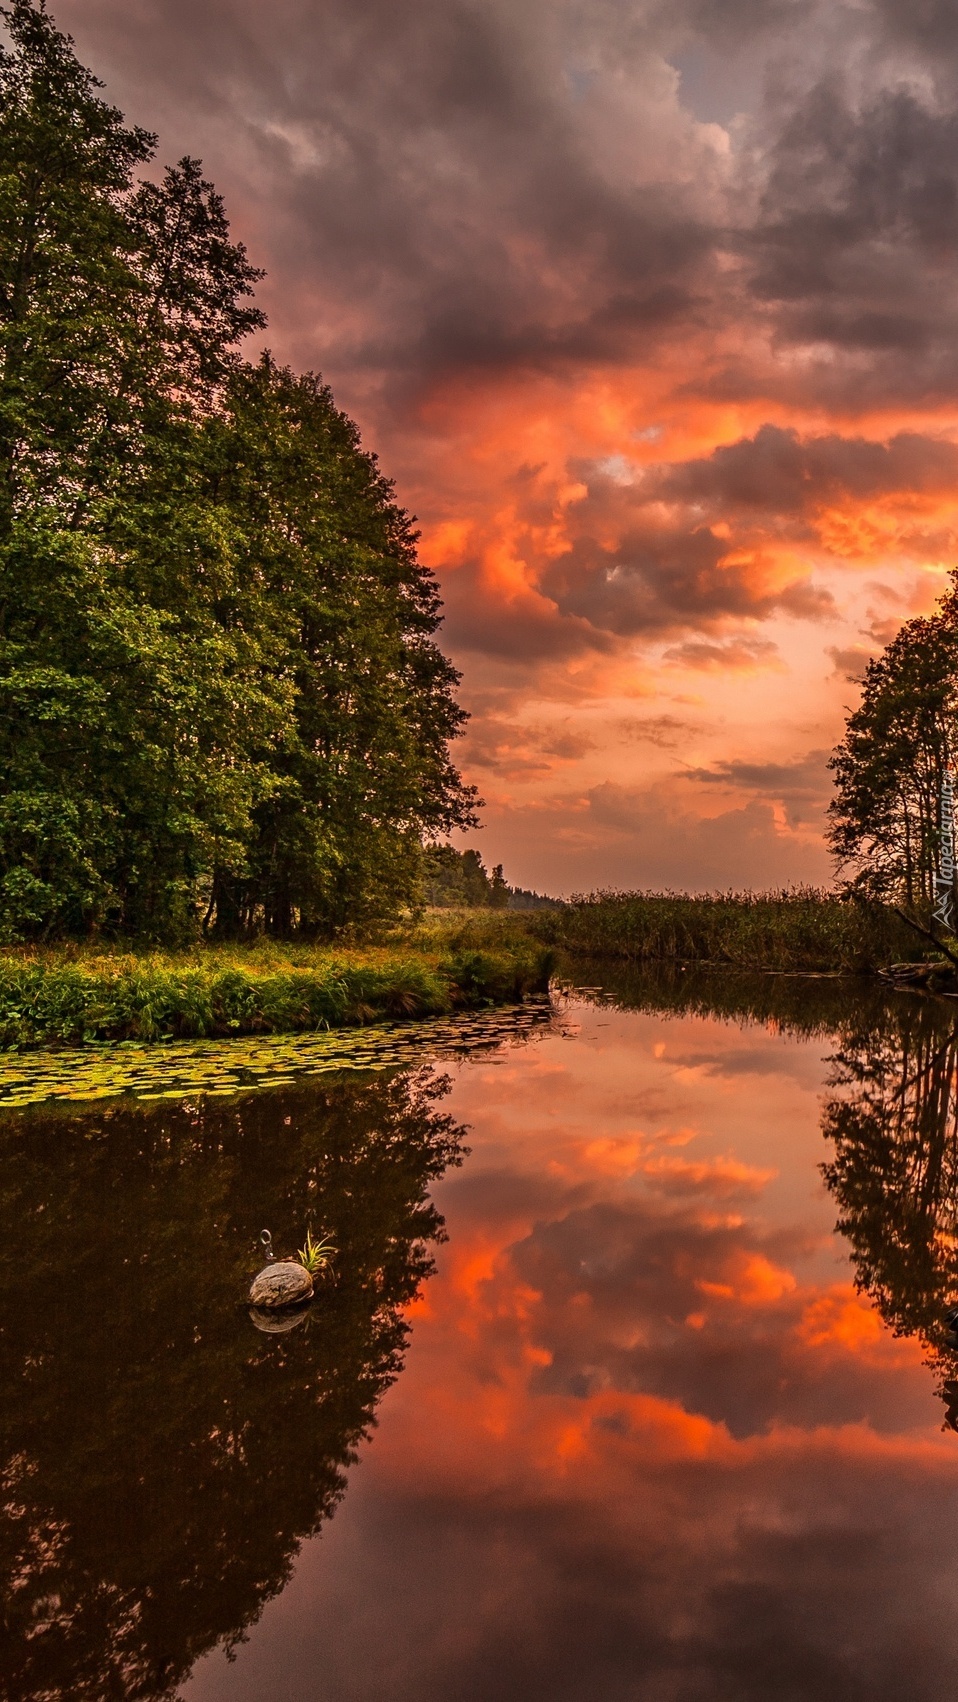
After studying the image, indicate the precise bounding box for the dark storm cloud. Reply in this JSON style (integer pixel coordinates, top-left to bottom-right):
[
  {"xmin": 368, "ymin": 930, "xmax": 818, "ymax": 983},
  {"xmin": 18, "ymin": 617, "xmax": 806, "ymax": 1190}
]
[
  {"xmin": 540, "ymin": 518, "xmax": 832, "ymax": 643},
  {"xmin": 57, "ymin": 0, "xmax": 724, "ymax": 402},
  {"xmin": 686, "ymin": 747, "xmax": 831, "ymax": 796},
  {"xmin": 57, "ymin": 0, "xmax": 958, "ymax": 416},
  {"xmin": 438, "ymin": 560, "xmax": 617, "ymax": 660},
  {"xmin": 740, "ymin": 68, "xmax": 958, "ymax": 399},
  {"xmin": 871, "ymin": 0, "xmax": 958, "ymax": 64},
  {"xmin": 48, "ymin": 0, "xmax": 958, "ymax": 704},
  {"xmin": 684, "ymin": 747, "xmax": 833, "ymax": 824},
  {"xmin": 653, "ymin": 424, "xmax": 958, "ymax": 516}
]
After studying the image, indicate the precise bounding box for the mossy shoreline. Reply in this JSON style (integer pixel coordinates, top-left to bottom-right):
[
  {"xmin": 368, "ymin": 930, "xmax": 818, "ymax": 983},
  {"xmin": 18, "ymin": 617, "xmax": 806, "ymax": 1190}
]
[{"xmin": 0, "ymin": 924, "xmax": 553, "ymax": 1048}]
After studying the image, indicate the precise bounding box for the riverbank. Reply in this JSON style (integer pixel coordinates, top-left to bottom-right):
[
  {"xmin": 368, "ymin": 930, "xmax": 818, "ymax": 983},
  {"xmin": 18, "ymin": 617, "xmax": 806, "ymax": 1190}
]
[
  {"xmin": 0, "ymin": 921, "xmax": 552, "ymax": 1047},
  {"xmin": 531, "ymin": 890, "xmax": 935, "ymax": 975},
  {"xmin": 3, "ymin": 887, "xmax": 948, "ymax": 1051}
]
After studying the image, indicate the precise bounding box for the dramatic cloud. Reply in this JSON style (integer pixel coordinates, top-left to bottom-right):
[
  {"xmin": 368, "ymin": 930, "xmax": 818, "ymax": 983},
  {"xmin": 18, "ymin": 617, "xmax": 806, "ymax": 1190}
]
[
  {"xmin": 49, "ymin": 0, "xmax": 958, "ymax": 890},
  {"xmin": 684, "ymin": 747, "xmax": 833, "ymax": 825},
  {"xmin": 745, "ymin": 79, "xmax": 958, "ymax": 398},
  {"xmin": 652, "ymin": 426, "xmax": 958, "ymax": 523}
]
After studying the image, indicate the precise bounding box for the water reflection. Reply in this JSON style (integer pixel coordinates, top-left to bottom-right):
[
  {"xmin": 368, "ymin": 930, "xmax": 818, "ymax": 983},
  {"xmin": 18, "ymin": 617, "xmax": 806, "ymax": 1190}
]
[
  {"xmin": 178, "ymin": 971, "xmax": 958, "ymax": 1702},
  {"xmin": 820, "ymin": 996, "xmax": 958, "ymax": 1417},
  {"xmin": 9, "ymin": 972, "xmax": 958, "ymax": 1700},
  {"xmin": 0, "ymin": 1070, "xmax": 466, "ymax": 1701},
  {"xmin": 571, "ymin": 959, "xmax": 958, "ymax": 1422}
]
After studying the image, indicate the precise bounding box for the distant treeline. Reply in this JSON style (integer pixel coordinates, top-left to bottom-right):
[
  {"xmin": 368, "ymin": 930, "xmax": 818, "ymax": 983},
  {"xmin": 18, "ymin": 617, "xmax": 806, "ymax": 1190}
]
[
  {"xmin": 422, "ymin": 845, "xmax": 561, "ymax": 911},
  {"xmin": 0, "ymin": 4, "xmax": 476, "ymax": 943}
]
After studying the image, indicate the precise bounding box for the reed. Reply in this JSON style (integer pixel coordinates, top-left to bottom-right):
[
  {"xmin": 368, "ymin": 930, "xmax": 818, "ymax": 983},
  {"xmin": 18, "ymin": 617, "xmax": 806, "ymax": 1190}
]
[{"xmin": 537, "ymin": 888, "xmax": 927, "ymax": 974}]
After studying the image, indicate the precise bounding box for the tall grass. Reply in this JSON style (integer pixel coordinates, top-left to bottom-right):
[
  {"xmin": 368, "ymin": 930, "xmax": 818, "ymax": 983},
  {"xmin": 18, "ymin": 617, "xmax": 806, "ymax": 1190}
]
[
  {"xmin": 0, "ymin": 931, "xmax": 552, "ymax": 1048},
  {"xmin": 537, "ymin": 888, "xmax": 927, "ymax": 974}
]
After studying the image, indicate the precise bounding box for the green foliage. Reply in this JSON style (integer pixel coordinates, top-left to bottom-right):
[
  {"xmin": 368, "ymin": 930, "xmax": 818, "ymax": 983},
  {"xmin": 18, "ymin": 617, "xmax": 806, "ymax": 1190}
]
[
  {"xmin": 0, "ymin": 930, "xmax": 551, "ymax": 1046},
  {"xmin": 297, "ymin": 1229, "xmax": 336, "ymax": 1275},
  {"xmin": 828, "ymin": 574, "xmax": 958, "ymax": 906},
  {"xmin": 0, "ymin": 4, "xmax": 475, "ymax": 942},
  {"xmin": 191, "ymin": 360, "xmax": 477, "ymax": 938},
  {"xmin": 540, "ymin": 888, "xmax": 924, "ymax": 973},
  {"xmin": 422, "ymin": 845, "xmax": 509, "ymax": 909}
]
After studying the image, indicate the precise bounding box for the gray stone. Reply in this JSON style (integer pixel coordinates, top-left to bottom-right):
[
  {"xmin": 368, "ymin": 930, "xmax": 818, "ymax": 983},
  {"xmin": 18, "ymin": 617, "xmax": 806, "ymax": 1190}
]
[{"xmin": 248, "ymin": 1261, "xmax": 313, "ymax": 1309}]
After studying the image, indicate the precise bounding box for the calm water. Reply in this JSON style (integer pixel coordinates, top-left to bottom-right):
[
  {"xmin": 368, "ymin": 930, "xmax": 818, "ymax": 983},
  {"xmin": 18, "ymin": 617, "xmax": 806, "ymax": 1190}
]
[{"xmin": 4, "ymin": 966, "xmax": 958, "ymax": 1700}]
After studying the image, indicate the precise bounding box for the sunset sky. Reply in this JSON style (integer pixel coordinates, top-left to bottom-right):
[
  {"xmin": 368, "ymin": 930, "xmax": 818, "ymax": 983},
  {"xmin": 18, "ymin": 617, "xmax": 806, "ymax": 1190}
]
[{"xmin": 53, "ymin": 0, "xmax": 958, "ymax": 895}]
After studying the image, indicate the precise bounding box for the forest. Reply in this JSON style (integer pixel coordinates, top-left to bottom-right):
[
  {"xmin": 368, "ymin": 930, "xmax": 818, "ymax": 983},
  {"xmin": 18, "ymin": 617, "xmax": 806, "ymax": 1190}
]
[{"xmin": 0, "ymin": 0, "xmax": 477, "ymax": 943}]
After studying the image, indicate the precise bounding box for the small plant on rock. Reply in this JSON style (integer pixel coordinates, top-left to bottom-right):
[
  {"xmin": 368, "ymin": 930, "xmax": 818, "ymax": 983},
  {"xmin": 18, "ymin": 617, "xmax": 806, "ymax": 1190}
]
[{"xmin": 297, "ymin": 1230, "xmax": 336, "ymax": 1276}]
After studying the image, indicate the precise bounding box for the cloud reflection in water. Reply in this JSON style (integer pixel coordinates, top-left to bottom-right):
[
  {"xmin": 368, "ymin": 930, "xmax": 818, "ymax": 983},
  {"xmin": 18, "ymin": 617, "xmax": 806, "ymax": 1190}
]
[{"xmin": 185, "ymin": 973, "xmax": 958, "ymax": 1701}]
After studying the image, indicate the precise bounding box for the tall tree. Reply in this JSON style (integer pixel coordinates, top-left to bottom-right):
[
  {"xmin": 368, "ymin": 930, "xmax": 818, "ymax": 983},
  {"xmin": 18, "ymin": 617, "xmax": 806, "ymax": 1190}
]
[
  {"xmin": 828, "ymin": 578, "xmax": 958, "ymax": 907},
  {"xmin": 0, "ymin": 0, "xmax": 153, "ymax": 524},
  {"xmin": 0, "ymin": 2, "xmax": 263, "ymax": 523},
  {"xmin": 191, "ymin": 358, "xmax": 478, "ymax": 937},
  {"xmin": 0, "ymin": 2, "xmax": 476, "ymax": 940}
]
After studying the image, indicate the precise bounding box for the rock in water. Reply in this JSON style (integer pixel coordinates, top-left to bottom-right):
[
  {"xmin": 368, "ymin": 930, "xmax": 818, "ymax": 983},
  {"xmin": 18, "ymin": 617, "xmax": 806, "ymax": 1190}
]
[{"xmin": 248, "ymin": 1261, "xmax": 313, "ymax": 1309}]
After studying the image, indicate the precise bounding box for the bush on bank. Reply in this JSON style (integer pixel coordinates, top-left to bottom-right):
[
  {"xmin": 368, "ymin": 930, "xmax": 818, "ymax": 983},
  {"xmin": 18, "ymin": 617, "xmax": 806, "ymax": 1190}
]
[{"xmin": 535, "ymin": 889, "xmax": 930, "ymax": 974}]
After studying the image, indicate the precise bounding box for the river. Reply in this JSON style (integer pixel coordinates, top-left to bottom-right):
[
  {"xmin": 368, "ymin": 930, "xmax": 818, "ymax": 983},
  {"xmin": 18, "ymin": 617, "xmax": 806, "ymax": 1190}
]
[{"xmin": 3, "ymin": 964, "xmax": 958, "ymax": 1700}]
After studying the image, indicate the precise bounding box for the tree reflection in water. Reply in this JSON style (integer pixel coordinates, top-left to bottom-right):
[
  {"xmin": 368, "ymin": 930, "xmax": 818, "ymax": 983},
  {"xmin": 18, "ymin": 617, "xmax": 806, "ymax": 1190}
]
[
  {"xmin": 821, "ymin": 997, "xmax": 958, "ymax": 1425},
  {"xmin": 560, "ymin": 959, "xmax": 958, "ymax": 1430},
  {"xmin": 0, "ymin": 1069, "xmax": 466, "ymax": 1701}
]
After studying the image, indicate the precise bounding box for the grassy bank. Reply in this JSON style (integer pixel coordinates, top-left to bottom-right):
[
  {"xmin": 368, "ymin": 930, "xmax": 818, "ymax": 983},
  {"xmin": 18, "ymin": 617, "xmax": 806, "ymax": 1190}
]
[
  {"xmin": 0, "ymin": 921, "xmax": 552, "ymax": 1048},
  {"xmin": 535, "ymin": 890, "xmax": 929, "ymax": 975}
]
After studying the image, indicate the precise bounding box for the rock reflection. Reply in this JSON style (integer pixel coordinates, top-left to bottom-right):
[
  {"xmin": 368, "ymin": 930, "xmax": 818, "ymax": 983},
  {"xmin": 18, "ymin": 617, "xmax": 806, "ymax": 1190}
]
[
  {"xmin": 0, "ymin": 1069, "xmax": 465, "ymax": 1701},
  {"xmin": 820, "ymin": 997, "xmax": 958, "ymax": 1416}
]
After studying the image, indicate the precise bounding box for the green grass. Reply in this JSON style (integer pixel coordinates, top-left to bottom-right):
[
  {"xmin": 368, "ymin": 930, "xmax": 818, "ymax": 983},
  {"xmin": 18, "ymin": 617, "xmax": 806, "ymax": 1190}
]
[
  {"xmin": 0, "ymin": 920, "xmax": 553, "ymax": 1048},
  {"xmin": 533, "ymin": 888, "xmax": 931, "ymax": 975},
  {"xmin": 0, "ymin": 885, "xmax": 936, "ymax": 1052}
]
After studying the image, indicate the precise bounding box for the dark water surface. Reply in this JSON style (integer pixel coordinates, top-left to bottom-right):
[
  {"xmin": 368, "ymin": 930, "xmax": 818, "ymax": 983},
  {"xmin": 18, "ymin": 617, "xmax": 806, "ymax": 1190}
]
[{"xmin": 4, "ymin": 969, "xmax": 958, "ymax": 1700}]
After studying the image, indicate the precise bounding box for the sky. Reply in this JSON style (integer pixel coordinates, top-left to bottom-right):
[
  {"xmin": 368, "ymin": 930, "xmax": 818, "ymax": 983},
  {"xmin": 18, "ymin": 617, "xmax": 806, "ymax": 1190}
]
[{"xmin": 52, "ymin": 0, "xmax": 958, "ymax": 896}]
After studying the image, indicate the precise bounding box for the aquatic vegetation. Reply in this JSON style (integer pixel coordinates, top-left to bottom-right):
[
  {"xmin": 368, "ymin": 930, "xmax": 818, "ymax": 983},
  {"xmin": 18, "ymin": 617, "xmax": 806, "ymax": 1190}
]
[
  {"xmin": 0, "ymin": 999, "xmax": 554, "ymax": 1107},
  {"xmin": 539, "ymin": 890, "xmax": 927, "ymax": 974}
]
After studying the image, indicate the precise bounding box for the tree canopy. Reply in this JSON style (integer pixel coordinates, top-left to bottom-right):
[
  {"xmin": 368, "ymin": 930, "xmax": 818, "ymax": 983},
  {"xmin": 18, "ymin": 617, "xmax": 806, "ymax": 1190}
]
[
  {"xmin": 422, "ymin": 845, "xmax": 509, "ymax": 909},
  {"xmin": 0, "ymin": 0, "xmax": 476, "ymax": 940},
  {"xmin": 827, "ymin": 574, "xmax": 958, "ymax": 909}
]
